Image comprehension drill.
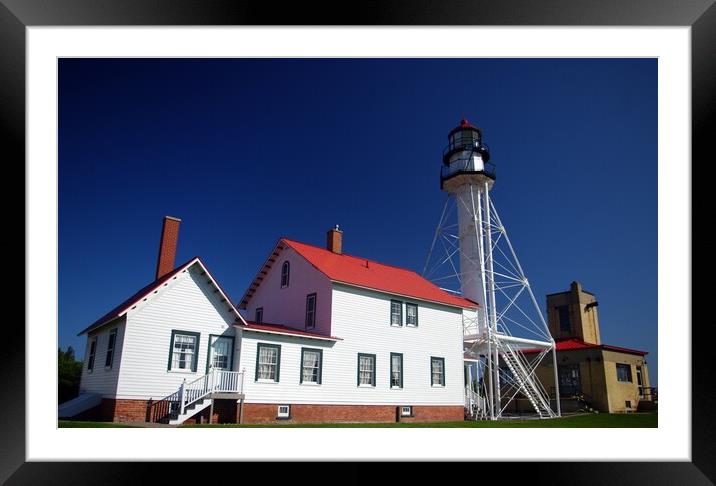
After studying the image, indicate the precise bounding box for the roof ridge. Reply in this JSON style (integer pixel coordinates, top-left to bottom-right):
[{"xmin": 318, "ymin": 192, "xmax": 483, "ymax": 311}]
[
  {"xmin": 77, "ymin": 256, "xmax": 201, "ymax": 336},
  {"xmin": 282, "ymin": 237, "xmax": 426, "ymax": 275}
]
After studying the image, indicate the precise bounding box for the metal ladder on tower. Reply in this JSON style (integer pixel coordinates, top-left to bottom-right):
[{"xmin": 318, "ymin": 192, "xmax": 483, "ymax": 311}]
[{"xmin": 500, "ymin": 344, "xmax": 555, "ymax": 418}]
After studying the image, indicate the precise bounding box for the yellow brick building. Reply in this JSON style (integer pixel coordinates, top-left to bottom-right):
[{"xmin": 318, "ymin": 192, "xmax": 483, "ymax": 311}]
[{"xmin": 524, "ymin": 281, "xmax": 655, "ymax": 413}]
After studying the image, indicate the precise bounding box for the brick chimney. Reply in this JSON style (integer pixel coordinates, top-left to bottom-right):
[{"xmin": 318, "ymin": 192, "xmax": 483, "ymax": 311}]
[
  {"xmin": 327, "ymin": 225, "xmax": 343, "ymax": 254},
  {"xmin": 156, "ymin": 216, "xmax": 181, "ymax": 280}
]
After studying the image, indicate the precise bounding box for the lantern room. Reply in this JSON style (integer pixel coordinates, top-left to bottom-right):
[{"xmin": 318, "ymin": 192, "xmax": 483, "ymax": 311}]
[{"xmin": 440, "ymin": 118, "xmax": 495, "ymax": 192}]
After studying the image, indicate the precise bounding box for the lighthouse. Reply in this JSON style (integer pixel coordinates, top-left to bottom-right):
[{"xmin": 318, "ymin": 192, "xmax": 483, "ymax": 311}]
[
  {"xmin": 440, "ymin": 119, "xmax": 495, "ymax": 326},
  {"xmin": 425, "ymin": 119, "xmax": 560, "ymax": 420}
]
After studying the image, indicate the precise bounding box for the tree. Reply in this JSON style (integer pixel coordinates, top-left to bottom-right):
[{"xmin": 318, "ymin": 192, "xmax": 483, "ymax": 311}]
[{"xmin": 58, "ymin": 345, "xmax": 83, "ymax": 404}]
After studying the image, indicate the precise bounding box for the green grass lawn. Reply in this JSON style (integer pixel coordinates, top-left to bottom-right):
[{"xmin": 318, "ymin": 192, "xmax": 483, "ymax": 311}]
[
  {"xmin": 58, "ymin": 413, "xmax": 656, "ymax": 428},
  {"xmin": 58, "ymin": 421, "xmax": 140, "ymax": 428},
  {"xmin": 180, "ymin": 412, "xmax": 657, "ymax": 428}
]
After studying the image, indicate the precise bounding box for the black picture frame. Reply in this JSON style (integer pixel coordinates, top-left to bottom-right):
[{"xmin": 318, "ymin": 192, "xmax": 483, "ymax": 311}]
[{"xmin": 4, "ymin": 0, "xmax": 711, "ymax": 482}]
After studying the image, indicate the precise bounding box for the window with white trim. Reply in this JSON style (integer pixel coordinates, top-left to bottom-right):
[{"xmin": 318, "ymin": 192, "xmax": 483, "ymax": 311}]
[
  {"xmin": 301, "ymin": 348, "xmax": 322, "ymax": 384},
  {"xmin": 169, "ymin": 331, "xmax": 199, "ymax": 372},
  {"xmin": 277, "ymin": 405, "xmax": 290, "ymax": 418},
  {"xmin": 256, "ymin": 343, "xmax": 281, "ymax": 382},
  {"xmin": 406, "ymin": 303, "xmax": 418, "ymax": 326},
  {"xmin": 401, "ymin": 406, "xmax": 412, "ymax": 417},
  {"xmin": 431, "ymin": 357, "xmax": 445, "ymax": 386},
  {"xmin": 390, "ymin": 300, "xmax": 403, "ymax": 326},
  {"xmin": 104, "ymin": 328, "xmax": 117, "ymax": 368},
  {"xmin": 390, "ymin": 353, "xmax": 403, "ymax": 388},
  {"xmin": 87, "ymin": 337, "xmax": 97, "ymax": 372},
  {"xmin": 358, "ymin": 353, "xmax": 376, "ymax": 386}
]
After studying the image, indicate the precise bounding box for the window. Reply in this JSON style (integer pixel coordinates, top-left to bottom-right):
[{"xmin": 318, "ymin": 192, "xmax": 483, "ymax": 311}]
[
  {"xmin": 168, "ymin": 331, "xmax": 200, "ymax": 372},
  {"xmin": 305, "ymin": 293, "xmax": 317, "ymax": 330},
  {"xmin": 390, "ymin": 353, "xmax": 403, "ymax": 388},
  {"xmin": 390, "ymin": 300, "xmax": 403, "ymax": 326},
  {"xmin": 625, "ymin": 400, "xmax": 632, "ymax": 409},
  {"xmin": 636, "ymin": 366, "xmax": 644, "ymax": 398},
  {"xmin": 104, "ymin": 328, "xmax": 117, "ymax": 368},
  {"xmin": 616, "ymin": 363, "xmax": 632, "ymax": 382},
  {"xmin": 277, "ymin": 405, "xmax": 290, "ymax": 418},
  {"xmin": 431, "ymin": 357, "xmax": 445, "ymax": 386},
  {"xmin": 406, "ymin": 303, "xmax": 418, "ymax": 326},
  {"xmin": 87, "ymin": 337, "xmax": 97, "ymax": 372},
  {"xmin": 255, "ymin": 307, "xmax": 263, "ymax": 324},
  {"xmin": 557, "ymin": 305, "xmax": 571, "ymax": 332},
  {"xmin": 256, "ymin": 343, "xmax": 281, "ymax": 382},
  {"xmin": 401, "ymin": 406, "xmax": 412, "ymax": 417},
  {"xmin": 357, "ymin": 353, "xmax": 376, "ymax": 387},
  {"xmin": 301, "ymin": 348, "xmax": 323, "ymax": 384},
  {"xmin": 281, "ymin": 261, "xmax": 290, "ymax": 288}
]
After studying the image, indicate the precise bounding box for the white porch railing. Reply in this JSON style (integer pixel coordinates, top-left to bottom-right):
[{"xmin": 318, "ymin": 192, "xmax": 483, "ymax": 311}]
[
  {"xmin": 179, "ymin": 369, "xmax": 244, "ymax": 415},
  {"xmin": 152, "ymin": 369, "xmax": 244, "ymax": 422},
  {"xmin": 465, "ymin": 386, "xmax": 486, "ymax": 420}
]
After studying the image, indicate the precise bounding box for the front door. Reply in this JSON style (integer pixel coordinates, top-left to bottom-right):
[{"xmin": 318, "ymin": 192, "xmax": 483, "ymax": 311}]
[
  {"xmin": 208, "ymin": 335, "xmax": 233, "ymax": 372},
  {"xmin": 558, "ymin": 364, "xmax": 581, "ymax": 396}
]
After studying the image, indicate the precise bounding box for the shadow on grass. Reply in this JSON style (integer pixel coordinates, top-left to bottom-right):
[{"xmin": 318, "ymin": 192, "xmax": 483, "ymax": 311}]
[{"xmin": 58, "ymin": 413, "xmax": 657, "ymax": 428}]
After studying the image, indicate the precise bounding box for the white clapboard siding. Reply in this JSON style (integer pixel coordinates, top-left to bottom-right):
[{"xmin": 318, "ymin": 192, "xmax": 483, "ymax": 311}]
[
  {"xmin": 115, "ymin": 265, "xmax": 237, "ymax": 400},
  {"xmin": 245, "ymin": 246, "xmax": 332, "ymax": 334},
  {"xmin": 238, "ymin": 333, "xmax": 336, "ymax": 403},
  {"xmin": 79, "ymin": 316, "xmax": 126, "ymax": 397},
  {"xmin": 239, "ymin": 283, "xmax": 465, "ymax": 406}
]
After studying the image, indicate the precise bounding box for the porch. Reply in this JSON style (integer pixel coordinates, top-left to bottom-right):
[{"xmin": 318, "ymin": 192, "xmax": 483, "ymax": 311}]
[{"xmin": 150, "ymin": 369, "xmax": 245, "ymax": 425}]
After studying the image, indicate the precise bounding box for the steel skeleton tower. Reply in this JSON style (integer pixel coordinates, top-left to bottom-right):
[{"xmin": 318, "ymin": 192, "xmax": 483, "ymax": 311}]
[{"xmin": 426, "ymin": 119, "xmax": 560, "ymax": 420}]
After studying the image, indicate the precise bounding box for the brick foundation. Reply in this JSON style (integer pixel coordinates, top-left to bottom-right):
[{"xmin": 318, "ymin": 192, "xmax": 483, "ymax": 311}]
[
  {"xmin": 101, "ymin": 398, "xmax": 151, "ymax": 422},
  {"xmin": 84, "ymin": 398, "xmax": 237, "ymax": 424},
  {"xmin": 242, "ymin": 404, "xmax": 464, "ymax": 424},
  {"xmin": 77, "ymin": 399, "xmax": 463, "ymax": 425}
]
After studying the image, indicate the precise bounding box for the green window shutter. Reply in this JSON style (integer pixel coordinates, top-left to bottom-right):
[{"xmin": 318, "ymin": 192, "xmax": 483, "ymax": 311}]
[
  {"xmin": 300, "ymin": 348, "xmax": 305, "ymax": 384},
  {"xmin": 400, "ymin": 354, "xmax": 403, "ymax": 388},
  {"xmin": 372, "ymin": 355, "xmax": 376, "ymax": 386},
  {"xmin": 254, "ymin": 344, "xmax": 261, "ymax": 382},
  {"xmin": 167, "ymin": 331, "xmax": 176, "ymax": 371},
  {"xmin": 275, "ymin": 345, "xmax": 281, "ymax": 382},
  {"xmin": 192, "ymin": 334, "xmax": 200, "ymax": 372},
  {"xmin": 318, "ymin": 349, "xmax": 323, "ymax": 385}
]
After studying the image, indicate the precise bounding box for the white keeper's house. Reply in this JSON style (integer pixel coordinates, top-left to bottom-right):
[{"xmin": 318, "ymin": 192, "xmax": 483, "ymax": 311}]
[{"xmin": 60, "ymin": 217, "xmax": 477, "ymax": 424}]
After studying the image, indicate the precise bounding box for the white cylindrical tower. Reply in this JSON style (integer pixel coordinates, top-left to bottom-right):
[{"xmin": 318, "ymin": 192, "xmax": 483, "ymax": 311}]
[{"xmin": 440, "ymin": 119, "xmax": 495, "ymax": 338}]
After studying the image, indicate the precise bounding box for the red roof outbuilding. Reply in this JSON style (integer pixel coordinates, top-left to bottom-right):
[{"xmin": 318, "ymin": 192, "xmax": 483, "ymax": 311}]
[{"xmin": 521, "ymin": 337, "xmax": 648, "ymax": 356}]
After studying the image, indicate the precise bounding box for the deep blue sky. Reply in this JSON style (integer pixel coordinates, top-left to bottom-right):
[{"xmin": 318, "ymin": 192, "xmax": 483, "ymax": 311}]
[{"xmin": 59, "ymin": 58, "xmax": 657, "ymax": 384}]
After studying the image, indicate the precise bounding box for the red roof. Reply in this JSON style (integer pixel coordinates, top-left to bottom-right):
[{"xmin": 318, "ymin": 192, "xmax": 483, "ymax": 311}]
[
  {"xmin": 282, "ymin": 239, "xmax": 476, "ymax": 309},
  {"xmin": 241, "ymin": 321, "xmax": 341, "ymax": 341},
  {"xmin": 78, "ymin": 257, "xmax": 244, "ymax": 335},
  {"xmin": 459, "ymin": 118, "xmax": 477, "ymax": 129},
  {"xmin": 521, "ymin": 338, "xmax": 648, "ymax": 356}
]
